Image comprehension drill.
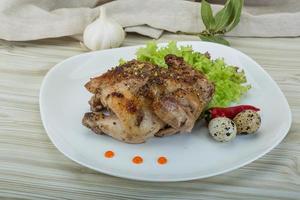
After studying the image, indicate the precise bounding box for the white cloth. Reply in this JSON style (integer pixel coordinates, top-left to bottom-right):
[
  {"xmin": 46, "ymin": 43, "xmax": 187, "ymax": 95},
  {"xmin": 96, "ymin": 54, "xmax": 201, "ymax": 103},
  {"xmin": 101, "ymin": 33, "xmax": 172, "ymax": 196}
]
[{"xmin": 0, "ymin": 0, "xmax": 299, "ymax": 41}]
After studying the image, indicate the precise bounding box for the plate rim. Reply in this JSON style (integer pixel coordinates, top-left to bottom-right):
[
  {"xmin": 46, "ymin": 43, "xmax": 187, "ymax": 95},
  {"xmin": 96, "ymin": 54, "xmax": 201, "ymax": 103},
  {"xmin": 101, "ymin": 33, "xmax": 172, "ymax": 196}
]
[{"xmin": 39, "ymin": 41, "xmax": 292, "ymax": 182}]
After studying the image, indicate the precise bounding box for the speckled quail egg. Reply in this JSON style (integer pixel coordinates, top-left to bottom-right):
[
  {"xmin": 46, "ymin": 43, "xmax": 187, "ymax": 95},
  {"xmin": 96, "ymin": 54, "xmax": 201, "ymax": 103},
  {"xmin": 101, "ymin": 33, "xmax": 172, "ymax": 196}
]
[
  {"xmin": 208, "ymin": 117, "xmax": 237, "ymax": 142},
  {"xmin": 233, "ymin": 110, "xmax": 261, "ymax": 135}
]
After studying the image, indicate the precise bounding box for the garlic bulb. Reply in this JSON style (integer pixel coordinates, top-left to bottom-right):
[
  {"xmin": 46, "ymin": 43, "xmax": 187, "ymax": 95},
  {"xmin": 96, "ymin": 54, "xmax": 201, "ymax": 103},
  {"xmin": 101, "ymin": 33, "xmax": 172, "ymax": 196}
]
[{"xmin": 83, "ymin": 7, "xmax": 125, "ymax": 51}]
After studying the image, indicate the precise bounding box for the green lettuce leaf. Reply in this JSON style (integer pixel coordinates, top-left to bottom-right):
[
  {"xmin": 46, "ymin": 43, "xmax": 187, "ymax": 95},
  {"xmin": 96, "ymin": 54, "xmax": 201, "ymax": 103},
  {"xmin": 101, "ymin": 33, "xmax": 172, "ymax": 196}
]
[{"xmin": 123, "ymin": 41, "xmax": 250, "ymax": 108}]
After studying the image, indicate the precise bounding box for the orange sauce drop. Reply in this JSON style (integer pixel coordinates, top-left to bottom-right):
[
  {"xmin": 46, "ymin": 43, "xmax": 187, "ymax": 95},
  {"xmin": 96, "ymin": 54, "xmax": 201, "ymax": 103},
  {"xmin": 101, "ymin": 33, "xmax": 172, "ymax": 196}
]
[
  {"xmin": 157, "ymin": 156, "xmax": 168, "ymax": 165},
  {"xmin": 132, "ymin": 156, "xmax": 143, "ymax": 164},
  {"xmin": 104, "ymin": 150, "xmax": 115, "ymax": 158}
]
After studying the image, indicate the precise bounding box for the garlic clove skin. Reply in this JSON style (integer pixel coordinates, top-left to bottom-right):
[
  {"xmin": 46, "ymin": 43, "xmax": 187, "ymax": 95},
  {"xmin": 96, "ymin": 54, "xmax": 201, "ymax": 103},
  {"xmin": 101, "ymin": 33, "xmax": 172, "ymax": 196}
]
[{"xmin": 83, "ymin": 7, "xmax": 125, "ymax": 51}]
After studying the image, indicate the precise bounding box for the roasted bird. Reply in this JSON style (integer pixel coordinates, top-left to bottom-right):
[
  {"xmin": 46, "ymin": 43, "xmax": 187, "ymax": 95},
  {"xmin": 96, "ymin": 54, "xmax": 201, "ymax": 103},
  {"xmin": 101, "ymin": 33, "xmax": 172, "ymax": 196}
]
[{"xmin": 82, "ymin": 54, "xmax": 214, "ymax": 143}]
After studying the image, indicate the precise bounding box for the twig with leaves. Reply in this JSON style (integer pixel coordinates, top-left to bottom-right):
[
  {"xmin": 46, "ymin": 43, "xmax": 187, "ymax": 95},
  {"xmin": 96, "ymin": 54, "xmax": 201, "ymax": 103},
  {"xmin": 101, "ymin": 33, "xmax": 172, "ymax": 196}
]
[{"xmin": 199, "ymin": 0, "xmax": 244, "ymax": 46}]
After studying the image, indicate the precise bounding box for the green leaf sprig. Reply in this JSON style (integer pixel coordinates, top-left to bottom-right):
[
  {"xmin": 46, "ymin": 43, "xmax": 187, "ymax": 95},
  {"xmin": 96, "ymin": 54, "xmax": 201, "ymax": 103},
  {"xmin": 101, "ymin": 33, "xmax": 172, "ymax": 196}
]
[{"xmin": 200, "ymin": 0, "xmax": 244, "ymax": 46}]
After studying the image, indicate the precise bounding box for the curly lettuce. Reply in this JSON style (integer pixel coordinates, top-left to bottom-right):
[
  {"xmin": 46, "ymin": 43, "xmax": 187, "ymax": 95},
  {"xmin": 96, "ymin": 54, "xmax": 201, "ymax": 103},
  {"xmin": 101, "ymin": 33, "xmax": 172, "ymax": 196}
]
[{"xmin": 125, "ymin": 41, "xmax": 250, "ymax": 108}]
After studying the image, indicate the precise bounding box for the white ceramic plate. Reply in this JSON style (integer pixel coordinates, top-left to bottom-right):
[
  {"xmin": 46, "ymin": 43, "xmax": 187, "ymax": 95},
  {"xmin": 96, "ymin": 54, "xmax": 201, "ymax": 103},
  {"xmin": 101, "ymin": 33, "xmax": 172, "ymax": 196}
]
[{"xmin": 40, "ymin": 41, "xmax": 291, "ymax": 182}]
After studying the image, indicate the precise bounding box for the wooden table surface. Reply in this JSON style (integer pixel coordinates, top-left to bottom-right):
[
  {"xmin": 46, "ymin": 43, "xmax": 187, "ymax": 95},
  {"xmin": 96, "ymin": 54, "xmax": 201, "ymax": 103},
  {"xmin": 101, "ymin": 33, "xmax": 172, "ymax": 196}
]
[{"xmin": 0, "ymin": 33, "xmax": 299, "ymax": 199}]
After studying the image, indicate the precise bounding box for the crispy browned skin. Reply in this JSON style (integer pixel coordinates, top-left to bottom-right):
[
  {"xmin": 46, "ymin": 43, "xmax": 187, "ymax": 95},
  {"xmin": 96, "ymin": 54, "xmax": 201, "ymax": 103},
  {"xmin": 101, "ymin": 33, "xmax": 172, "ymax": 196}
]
[{"xmin": 82, "ymin": 54, "xmax": 214, "ymax": 143}]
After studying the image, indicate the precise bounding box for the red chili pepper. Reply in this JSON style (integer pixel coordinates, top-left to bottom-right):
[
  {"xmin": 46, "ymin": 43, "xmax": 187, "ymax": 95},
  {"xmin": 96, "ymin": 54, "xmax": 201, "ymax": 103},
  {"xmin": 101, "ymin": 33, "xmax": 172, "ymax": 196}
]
[{"xmin": 205, "ymin": 105, "xmax": 260, "ymax": 121}]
